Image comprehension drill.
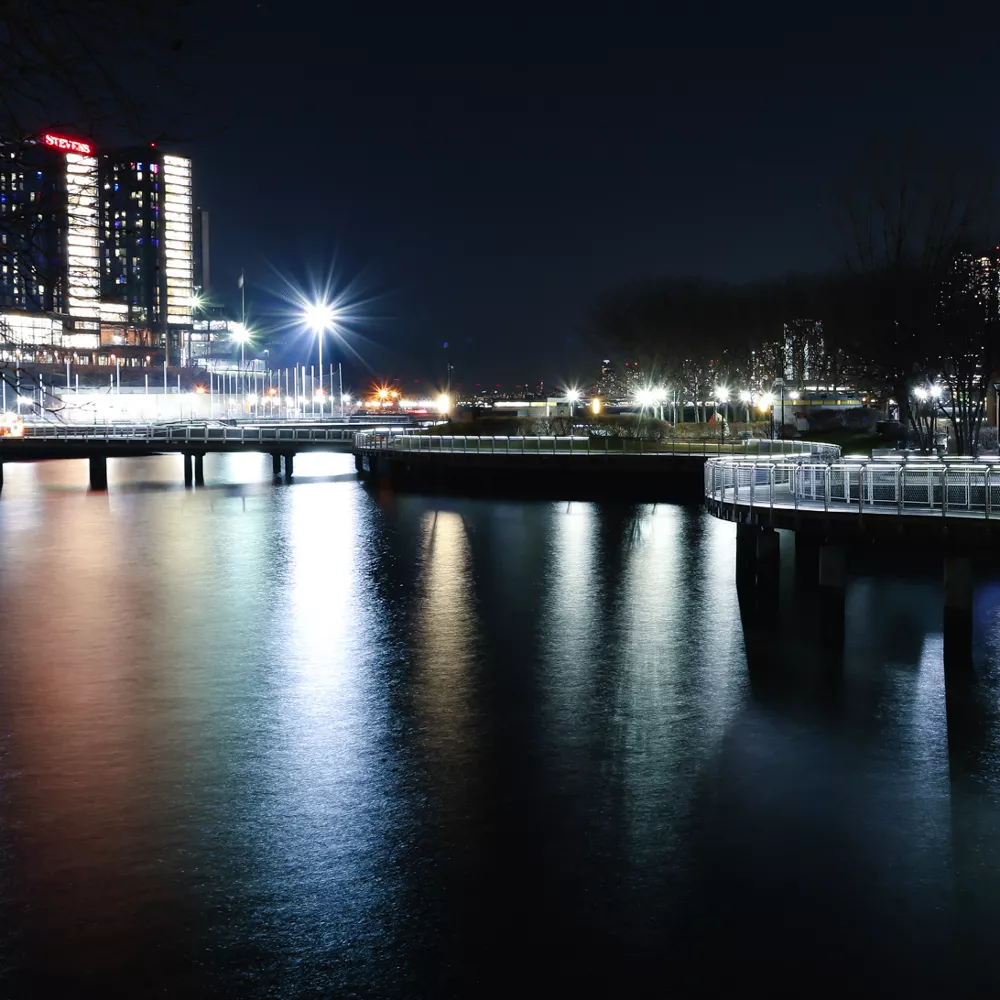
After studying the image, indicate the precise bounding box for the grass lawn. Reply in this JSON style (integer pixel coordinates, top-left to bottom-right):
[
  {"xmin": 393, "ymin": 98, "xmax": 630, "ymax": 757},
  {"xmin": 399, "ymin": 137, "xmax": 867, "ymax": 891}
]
[{"xmin": 803, "ymin": 427, "xmax": 878, "ymax": 457}]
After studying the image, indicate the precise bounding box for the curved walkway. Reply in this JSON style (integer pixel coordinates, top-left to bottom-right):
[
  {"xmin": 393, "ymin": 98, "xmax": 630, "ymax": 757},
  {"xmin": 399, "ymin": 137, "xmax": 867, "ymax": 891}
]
[
  {"xmin": 355, "ymin": 431, "xmax": 840, "ymax": 460},
  {"xmin": 705, "ymin": 456, "xmax": 1000, "ymax": 521}
]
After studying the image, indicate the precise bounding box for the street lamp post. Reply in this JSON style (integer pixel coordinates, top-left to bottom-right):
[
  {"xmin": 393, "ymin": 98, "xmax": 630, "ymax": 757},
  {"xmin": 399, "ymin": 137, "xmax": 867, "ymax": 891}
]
[
  {"xmin": 304, "ymin": 302, "xmax": 337, "ymax": 410},
  {"xmin": 930, "ymin": 382, "xmax": 942, "ymax": 451},
  {"xmin": 564, "ymin": 388, "xmax": 581, "ymax": 425},
  {"xmin": 758, "ymin": 391, "xmax": 776, "ymax": 440},
  {"xmin": 231, "ymin": 323, "xmax": 250, "ymax": 396},
  {"xmin": 715, "ymin": 386, "xmax": 730, "ymax": 442}
]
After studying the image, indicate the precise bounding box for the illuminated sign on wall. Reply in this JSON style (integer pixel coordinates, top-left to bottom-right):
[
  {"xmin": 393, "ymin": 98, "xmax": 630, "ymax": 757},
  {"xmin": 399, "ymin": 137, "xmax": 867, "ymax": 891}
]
[{"xmin": 42, "ymin": 133, "xmax": 93, "ymax": 155}]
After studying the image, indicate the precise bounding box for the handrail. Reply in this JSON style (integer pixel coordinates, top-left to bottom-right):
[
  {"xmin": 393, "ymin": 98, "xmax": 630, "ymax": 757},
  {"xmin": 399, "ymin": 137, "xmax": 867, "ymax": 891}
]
[
  {"xmin": 704, "ymin": 456, "xmax": 1000, "ymax": 520},
  {"xmin": 352, "ymin": 431, "xmax": 841, "ymax": 461},
  {"xmin": 13, "ymin": 423, "xmax": 380, "ymax": 445}
]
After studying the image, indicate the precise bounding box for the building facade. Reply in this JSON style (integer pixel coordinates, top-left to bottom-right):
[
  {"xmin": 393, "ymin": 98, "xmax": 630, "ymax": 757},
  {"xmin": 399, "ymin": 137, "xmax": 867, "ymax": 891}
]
[
  {"xmin": 99, "ymin": 146, "xmax": 194, "ymax": 362},
  {"xmin": 0, "ymin": 132, "xmax": 196, "ymax": 365}
]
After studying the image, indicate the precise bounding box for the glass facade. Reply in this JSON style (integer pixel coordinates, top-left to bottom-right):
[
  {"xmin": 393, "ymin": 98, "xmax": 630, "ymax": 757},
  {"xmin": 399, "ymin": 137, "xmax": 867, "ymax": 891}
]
[{"xmin": 0, "ymin": 137, "xmax": 197, "ymax": 361}]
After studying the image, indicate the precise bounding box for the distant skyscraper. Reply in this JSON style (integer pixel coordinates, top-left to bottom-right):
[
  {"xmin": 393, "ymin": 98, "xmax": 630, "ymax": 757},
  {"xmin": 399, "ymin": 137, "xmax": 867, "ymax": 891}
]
[
  {"xmin": 622, "ymin": 359, "xmax": 643, "ymax": 397},
  {"xmin": 596, "ymin": 358, "xmax": 625, "ymax": 400},
  {"xmin": 781, "ymin": 319, "xmax": 824, "ymax": 384},
  {"xmin": 194, "ymin": 206, "xmax": 210, "ymax": 294}
]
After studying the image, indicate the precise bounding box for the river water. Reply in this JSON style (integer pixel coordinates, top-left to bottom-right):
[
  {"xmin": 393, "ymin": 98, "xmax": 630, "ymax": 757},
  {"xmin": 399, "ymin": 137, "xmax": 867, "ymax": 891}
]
[{"xmin": 2, "ymin": 452, "xmax": 1000, "ymax": 995}]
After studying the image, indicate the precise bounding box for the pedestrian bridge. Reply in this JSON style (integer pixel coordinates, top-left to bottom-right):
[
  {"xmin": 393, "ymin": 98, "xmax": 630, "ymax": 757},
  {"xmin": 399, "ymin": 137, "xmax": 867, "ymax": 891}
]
[
  {"xmin": 704, "ymin": 454, "xmax": 1000, "ymax": 538},
  {"xmin": 705, "ymin": 452, "xmax": 1000, "ymax": 664},
  {"xmin": 0, "ymin": 421, "xmax": 409, "ymax": 490}
]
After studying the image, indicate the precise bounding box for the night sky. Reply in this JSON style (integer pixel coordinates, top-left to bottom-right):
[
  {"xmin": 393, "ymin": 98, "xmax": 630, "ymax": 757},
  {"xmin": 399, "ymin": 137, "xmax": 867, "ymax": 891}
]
[{"xmin": 182, "ymin": 9, "xmax": 997, "ymax": 390}]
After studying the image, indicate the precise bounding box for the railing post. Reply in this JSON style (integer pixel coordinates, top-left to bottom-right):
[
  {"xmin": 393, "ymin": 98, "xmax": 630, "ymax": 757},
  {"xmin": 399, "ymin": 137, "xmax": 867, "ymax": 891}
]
[
  {"xmin": 988, "ymin": 465, "xmax": 993, "ymax": 520},
  {"xmin": 750, "ymin": 465, "xmax": 755, "ymax": 508},
  {"xmin": 897, "ymin": 467, "xmax": 903, "ymax": 514},
  {"xmin": 942, "ymin": 467, "xmax": 948, "ymax": 518},
  {"xmin": 824, "ymin": 465, "xmax": 830, "ymax": 513},
  {"xmin": 793, "ymin": 465, "xmax": 798, "ymax": 510},
  {"xmin": 768, "ymin": 465, "xmax": 774, "ymax": 513},
  {"xmin": 858, "ymin": 465, "xmax": 864, "ymax": 514}
]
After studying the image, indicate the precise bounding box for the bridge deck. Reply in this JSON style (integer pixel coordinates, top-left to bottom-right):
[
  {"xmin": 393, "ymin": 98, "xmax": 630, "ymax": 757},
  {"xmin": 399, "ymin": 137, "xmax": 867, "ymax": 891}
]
[
  {"xmin": 0, "ymin": 423, "xmax": 382, "ymax": 460},
  {"xmin": 705, "ymin": 457, "xmax": 1000, "ymax": 540}
]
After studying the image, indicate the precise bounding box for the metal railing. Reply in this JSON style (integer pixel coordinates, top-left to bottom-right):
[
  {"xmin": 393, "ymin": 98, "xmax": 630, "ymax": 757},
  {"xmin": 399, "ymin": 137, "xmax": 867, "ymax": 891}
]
[
  {"xmin": 705, "ymin": 457, "xmax": 1000, "ymax": 519},
  {"xmin": 16, "ymin": 423, "xmax": 405, "ymax": 444},
  {"xmin": 354, "ymin": 431, "xmax": 841, "ymax": 460}
]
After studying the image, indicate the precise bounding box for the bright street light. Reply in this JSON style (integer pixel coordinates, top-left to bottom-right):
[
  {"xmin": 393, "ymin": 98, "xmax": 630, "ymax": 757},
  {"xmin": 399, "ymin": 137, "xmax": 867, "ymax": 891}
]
[
  {"xmin": 739, "ymin": 390, "xmax": 752, "ymax": 403},
  {"xmin": 930, "ymin": 383, "xmax": 943, "ymax": 399},
  {"xmin": 565, "ymin": 388, "xmax": 581, "ymax": 403},
  {"xmin": 913, "ymin": 386, "xmax": 928, "ymax": 401},
  {"xmin": 437, "ymin": 393, "xmax": 451, "ymax": 415},
  {"xmin": 789, "ymin": 390, "xmax": 800, "ymax": 401},
  {"xmin": 302, "ymin": 301, "xmax": 338, "ymax": 404},
  {"xmin": 715, "ymin": 385, "xmax": 730, "ymax": 404},
  {"xmin": 758, "ymin": 392, "xmax": 775, "ymax": 412},
  {"xmin": 635, "ymin": 388, "xmax": 656, "ymax": 408}
]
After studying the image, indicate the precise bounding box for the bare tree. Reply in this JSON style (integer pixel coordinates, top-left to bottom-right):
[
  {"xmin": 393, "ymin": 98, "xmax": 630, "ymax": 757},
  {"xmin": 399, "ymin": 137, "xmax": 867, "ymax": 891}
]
[
  {"xmin": 930, "ymin": 253, "xmax": 1000, "ymax": 454},
  {"xmin": 829, "ymin": 135, "xmax": 998, "ymax": 429}
]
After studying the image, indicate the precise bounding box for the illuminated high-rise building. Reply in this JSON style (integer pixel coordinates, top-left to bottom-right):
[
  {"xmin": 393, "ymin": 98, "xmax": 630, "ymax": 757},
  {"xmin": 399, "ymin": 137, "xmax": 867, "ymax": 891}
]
[
  {"xmin": 99, "ymin": 146, "xmax": 194, "ymax": 361},
  {"xmin": 0, "ymin": 132, "xmax": 101, "ymax": 351},
  {"xmin": 0, "ymin": 133, "xmax": 197, "ymax": 364}
]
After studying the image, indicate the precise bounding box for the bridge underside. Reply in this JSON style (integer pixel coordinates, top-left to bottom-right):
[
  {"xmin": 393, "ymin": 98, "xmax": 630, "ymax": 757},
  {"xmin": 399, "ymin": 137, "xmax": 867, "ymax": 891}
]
[{"xmin": 708, "ymin": 497, "xmax": 1000, "ymax": 547}]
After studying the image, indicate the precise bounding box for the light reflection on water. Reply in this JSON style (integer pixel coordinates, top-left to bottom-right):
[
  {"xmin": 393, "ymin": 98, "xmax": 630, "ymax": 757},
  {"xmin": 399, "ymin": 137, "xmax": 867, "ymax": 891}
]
[{"xmin": 2, "ymin": 452, "xmax": 1000, "ymax": 994}]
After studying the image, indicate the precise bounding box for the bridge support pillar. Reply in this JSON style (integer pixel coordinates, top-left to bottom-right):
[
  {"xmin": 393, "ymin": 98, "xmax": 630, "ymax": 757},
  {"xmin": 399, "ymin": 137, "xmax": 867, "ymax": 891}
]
[
  {"xmin": 0, "ymin": 460, "xmax": 3, "ymax": 493},
  {"xmin": 794, "ymin": 531, "xmax": 821, "ymax": 588},
  {"xmin": 756, "ymin": 528, "xmax": 780, "ymax": 616},
  {"xmin": 283, "ymin": 453, "xmax": 295, "ymax": 481},
  {"xmin": 271, "ymin": 453, "xmax": 281, "ymax": 478},
  {"xmin": 944, "ymin": 556, "xmax": 974, "ymax": 670},
  {"xmin": 819, "ymin": 544, "xmax": 846, "ymax": 644},
  {"xmin": 183, "ymin": 452, "xmax": 193, "ymax": 488},
  {"xmin": 193, "ymin": 453, "xmax": 205, "ymax": 487},
  {"xmin": 735, "ymin": 522, "xmax": 759, "ymax": 591},
  {"xmin": 88, "ymin": 454, "xmax": 108, "ymax": 491},
  {"xmin": 354, "ymin": 451, "xmax": 364, "ymax": 473}
]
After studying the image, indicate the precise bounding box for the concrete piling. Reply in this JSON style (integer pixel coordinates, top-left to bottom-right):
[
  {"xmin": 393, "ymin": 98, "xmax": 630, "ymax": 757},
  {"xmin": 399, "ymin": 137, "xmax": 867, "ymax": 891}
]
[{"xmin": 88, "ymin": 454, "xmax": 108, "ymax": 491}]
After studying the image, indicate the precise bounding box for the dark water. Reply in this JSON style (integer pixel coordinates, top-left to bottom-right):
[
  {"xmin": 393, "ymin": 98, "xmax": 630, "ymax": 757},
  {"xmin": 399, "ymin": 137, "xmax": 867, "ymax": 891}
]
[{"xmin": 2, "ymin": 452, "xmax": 1000, "ymax": 996}]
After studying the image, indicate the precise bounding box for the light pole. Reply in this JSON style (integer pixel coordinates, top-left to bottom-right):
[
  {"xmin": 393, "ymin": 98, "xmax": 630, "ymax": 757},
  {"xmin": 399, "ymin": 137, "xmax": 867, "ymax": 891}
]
[
  {"xmin": 739, "ymin": 389, "xmax": 752, "ymax": 423},
  {"xmin": 715, "ymin": 386, "xmax": 730, "ymax": 441},
  {"xmin": 564, "ymin": 388, "xmax": 581, "ymax": 424},
  {"xmin": 930, "ymin": 382, "xmax": 942, "ymax": 450},
  {"xmin": 758, "ymin": 392, "xmax": 775, "ymax": 440},
  {"xmin": 231, "ymin": 323, "xmax": 250, "ymax": 395},
  {"xmin": 304, "ymin": 301, "xmax": 336, "ymax": 405},
  {"xmin": 654, "ymin": 386, "xmax": 667, "ymax": 422}
]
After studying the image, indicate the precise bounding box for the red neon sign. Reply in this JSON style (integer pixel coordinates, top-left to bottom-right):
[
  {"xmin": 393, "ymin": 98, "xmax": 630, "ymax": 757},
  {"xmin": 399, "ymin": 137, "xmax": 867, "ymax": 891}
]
[{"xmin": 42, "ymin": 133, "xmax": 93, "ymax": 155}]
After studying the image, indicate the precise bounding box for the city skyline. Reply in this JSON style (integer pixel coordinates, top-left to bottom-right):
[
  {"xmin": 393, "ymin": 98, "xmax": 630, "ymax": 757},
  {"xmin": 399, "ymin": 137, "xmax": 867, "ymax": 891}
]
[{"xmin": 178, "ymin": 9, "xmax": 1000, "ymax": 384}]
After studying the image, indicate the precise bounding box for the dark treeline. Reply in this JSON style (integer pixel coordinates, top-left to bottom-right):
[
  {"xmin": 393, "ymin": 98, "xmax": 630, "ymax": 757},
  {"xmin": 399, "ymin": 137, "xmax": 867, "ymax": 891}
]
[{"xmin": 591, "ymin": 137, "xmax": 1000, "ymax": 453}]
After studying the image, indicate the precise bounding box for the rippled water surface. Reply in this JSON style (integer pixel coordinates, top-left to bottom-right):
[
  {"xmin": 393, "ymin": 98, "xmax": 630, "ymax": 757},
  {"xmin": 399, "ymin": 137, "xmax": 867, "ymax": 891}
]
[{"xmin": 3, "ymin": 452, "xmax": 1000, "ymax": 995}]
